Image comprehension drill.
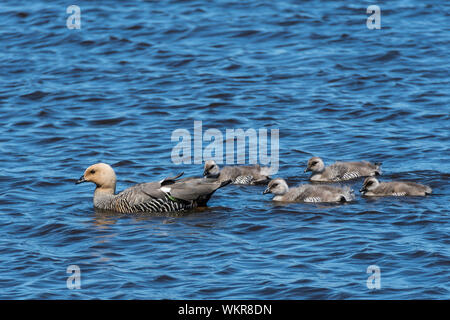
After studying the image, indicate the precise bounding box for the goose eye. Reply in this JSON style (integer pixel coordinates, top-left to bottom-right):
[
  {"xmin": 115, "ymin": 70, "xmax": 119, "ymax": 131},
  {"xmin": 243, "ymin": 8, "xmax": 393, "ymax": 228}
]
[
  {"xmin": 90, "ymin": 169, "xmax": 96, "ymax": 174},
  {"xmin": 311, "ymin": 162, "xmax": 317, "ymax": 166},
  {"xmin": 366, "ymin": 181, "xmax": 373, "ymax": 186}
]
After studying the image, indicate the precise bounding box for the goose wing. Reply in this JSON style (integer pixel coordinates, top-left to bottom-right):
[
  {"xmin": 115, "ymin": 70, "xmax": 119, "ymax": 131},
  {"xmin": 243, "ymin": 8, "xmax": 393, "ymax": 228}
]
[
  {"xmin": 162, "ymin": 178, "xmax": 231, "ymax": 202},
  {"xmin": 114, "ymin": 172, "xmax": 184, "ymax": 206}
]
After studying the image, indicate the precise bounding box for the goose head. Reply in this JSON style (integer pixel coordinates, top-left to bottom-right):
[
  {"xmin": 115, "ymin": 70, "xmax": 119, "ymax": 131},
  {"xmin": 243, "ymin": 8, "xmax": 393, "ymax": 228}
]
[{"xmin": 76, "ymin": 163, "xmax": 116, "ymax": 194}]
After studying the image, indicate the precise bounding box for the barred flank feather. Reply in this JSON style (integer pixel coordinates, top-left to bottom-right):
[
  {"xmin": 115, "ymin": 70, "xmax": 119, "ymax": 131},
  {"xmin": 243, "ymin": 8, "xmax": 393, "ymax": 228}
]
[
  {"xmin": 204, "ymin": 160, "xmax": 271, "ymax": 185},
  {"xmin": 360, "ymin": 177, "xmax": 432, "ymax": 197},
  {"xmin": 234, "ymin": 175, "xmax": 254, "ymax": 184},
  {"xmin": 125, "ymin": 196, "xmax": 195, "ymax": 214}
]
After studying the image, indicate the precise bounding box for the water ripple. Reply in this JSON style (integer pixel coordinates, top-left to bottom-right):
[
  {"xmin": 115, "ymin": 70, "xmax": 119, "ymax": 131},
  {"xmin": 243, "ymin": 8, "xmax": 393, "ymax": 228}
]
[{"xmin": 0, "ymin": 0, "xmax": 448, "ymax": 300}]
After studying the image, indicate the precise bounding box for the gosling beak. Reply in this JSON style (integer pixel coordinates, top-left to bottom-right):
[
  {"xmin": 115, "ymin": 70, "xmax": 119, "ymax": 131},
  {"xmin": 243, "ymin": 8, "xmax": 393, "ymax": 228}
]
[
  {"xmin": 203, "ymin": 170, "xmax": 208, "ymax": 177},
  {"xmin": 263, "ymin": 188, "xmax": 270, "ymax": 195},
  {"xmin": 75, "ymin": 175, "xmax": 86, "ymax": 184},
  {"xmin": 304, "ymin": 168, "xmax": 310, "ymax": 173},
  {"xmin": 359, "ymin": 187, "xmax": 366, "ymax": 193}
]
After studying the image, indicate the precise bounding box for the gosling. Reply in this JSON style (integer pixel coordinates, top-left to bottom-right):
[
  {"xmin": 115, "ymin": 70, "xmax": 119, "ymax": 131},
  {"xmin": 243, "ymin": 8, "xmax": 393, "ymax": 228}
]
[
  {"xmin": 360, "ymin": 177, "xmax": 432, "ymax": 197},
  {"xmin": 263, "ymin": 178, "xmax": 355, "ymax": 203},
  {"xmin": 304, "ymin": 156, "xmax": 381, "ymax": 182},
  {"xmin": 203, "ymin": 160, "xmax": 271, "ymax": 185}
]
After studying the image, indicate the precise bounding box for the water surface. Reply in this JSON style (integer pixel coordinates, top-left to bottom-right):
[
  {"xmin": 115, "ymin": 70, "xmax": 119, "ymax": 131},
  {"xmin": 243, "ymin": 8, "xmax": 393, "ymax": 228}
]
[{"xmin": 0, "ymin": 0, "xmax": 449, "ymax": 299}]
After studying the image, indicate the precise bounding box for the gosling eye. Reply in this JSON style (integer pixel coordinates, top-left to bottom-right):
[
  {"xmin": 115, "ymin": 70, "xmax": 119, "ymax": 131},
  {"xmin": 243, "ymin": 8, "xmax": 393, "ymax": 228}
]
[
  {"xmin": 90, "ymin": 169, "xmax": 96, "ymax": 174},
  {"xmin": 311, "ymin": 161, "xmax": 317, "ymax": 166},
  {"xmin": 366, "ymin": 181, "xmax": 373, "ymax": 186}
]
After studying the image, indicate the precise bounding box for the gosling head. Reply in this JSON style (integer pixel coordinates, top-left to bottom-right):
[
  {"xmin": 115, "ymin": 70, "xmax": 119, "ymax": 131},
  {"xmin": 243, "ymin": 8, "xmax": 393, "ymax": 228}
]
[
  {"xmin": 360, "ymin": 177, "xmax": 380, "ymax": 194},
  {"xmin": 76, "ymin": 163, "xmax": 117, "ymax": 193},
  {"xmin": 263, "ymin": 178, "xmax": 289, "ymax": 195},
  {"xmin": 304, "ymin": 157, "xmax": 325, "ymax": 173},
  {"xmin": 203, "ymin": 160, "xmax": 220, "ymax": 177}
]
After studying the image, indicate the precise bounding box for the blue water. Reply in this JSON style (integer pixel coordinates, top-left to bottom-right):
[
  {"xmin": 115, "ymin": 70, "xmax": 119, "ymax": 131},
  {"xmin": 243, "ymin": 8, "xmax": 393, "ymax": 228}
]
[{"xmin": 0, "ymin": 0, "xmax": 449, "ymax": 299}]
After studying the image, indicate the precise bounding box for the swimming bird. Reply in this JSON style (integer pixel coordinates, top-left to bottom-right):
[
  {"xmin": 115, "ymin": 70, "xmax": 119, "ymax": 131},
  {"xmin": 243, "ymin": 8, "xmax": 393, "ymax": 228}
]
[
  {"xmin": 203, "ymin": 160, "xmax": 271, "ymax": 185},
  {"xmin": 76, "ymin": 163, "xmax": 231, "ymax": 213},
  {"xmin": 263, "ymin": 178, "xmax": 355, "ymax": 203},
  {"xmin": 304, "ymin": 157, "xmax": 382, "ymax": 182},
  {"xmin": 360, "ymin": 177, "xmax": 432, "ymax": 197}
]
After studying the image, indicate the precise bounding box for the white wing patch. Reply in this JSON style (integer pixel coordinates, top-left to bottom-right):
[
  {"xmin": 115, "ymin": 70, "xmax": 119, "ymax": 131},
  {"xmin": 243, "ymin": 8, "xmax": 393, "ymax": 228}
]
[
  {"xmin": 160, "ymin": 186, "xmax": 172, "ymax": 193},
  {"xmin": 392, "ymin": 192, "xmax": 407, "ymax": 196}
]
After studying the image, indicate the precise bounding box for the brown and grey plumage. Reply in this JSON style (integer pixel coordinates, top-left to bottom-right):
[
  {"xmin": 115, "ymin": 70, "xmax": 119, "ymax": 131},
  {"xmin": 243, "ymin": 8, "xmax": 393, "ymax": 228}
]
[
  {"xmin": 76, "ymin": 163, "xmax": 231, "ymax": 214},
  {"xmin": 360, "ymin": 177, "xmax": 432, "ymax": 197},
  {"xmin": 203, "ymin": 160, "xmax": 271, "ymax": 185},
  {"xmin": 304, "ymin": 157, "xmax": 382, "ymax": 182},
  {"xmin": 263, "ymin": 178, "xmax": 355, "ymax": 203}
]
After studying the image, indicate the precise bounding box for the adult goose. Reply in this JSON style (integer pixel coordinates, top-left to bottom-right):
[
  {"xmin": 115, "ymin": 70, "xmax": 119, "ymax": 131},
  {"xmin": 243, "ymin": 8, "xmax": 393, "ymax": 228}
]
[{"xmin": 76, "ymin": 163, "xmax": 231, "ymax": 213}]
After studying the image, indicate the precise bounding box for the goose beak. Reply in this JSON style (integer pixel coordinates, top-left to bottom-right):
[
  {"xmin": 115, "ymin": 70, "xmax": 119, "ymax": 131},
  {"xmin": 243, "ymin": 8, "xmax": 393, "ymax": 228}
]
[
  {"xmin": 203, "ymin": 170, "xmax": 208, "ymax": 177},
  {"xmin": 304, "ymin": 168, "xmax": 310, "ymax": 173},
  {"xmin": 359, "ymin": 188, "xmax": 366, "ymax": 193},
  {"xmin": 75, "ymin": 175, "xmax": 86, "ymax": 184},
  {"xmin": 263, "ymin": 188, "xmax": 270, "ymax": 195}
]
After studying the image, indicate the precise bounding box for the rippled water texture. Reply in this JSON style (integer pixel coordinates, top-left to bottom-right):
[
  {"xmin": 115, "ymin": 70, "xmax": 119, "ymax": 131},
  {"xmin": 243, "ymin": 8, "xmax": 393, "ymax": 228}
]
[{"xmin": 0, "ymin": 1, "xmax": 449, "ymax": 299}]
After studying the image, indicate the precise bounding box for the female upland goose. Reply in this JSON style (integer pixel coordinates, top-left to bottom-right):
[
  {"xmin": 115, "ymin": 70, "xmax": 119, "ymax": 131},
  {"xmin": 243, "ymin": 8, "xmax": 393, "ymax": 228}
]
[
  {"xmin": 263, "ymin": 178, "xmax": 355, "ymax": 203},
  {"xmin": 203, "ymin": 160, "xmax": 271, "ymax": 185},
  {"xmin": 304, "ymin": 157, "xmax": 382, "ymax": 182},
  {"xmin": 360, "ymin": 177, "xmax": 432, "ymax": 197},
  {"xmin": 76, "ymin": 163, "xmax": 231, "ymax": 213}
]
